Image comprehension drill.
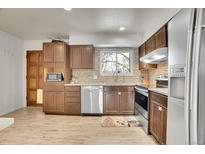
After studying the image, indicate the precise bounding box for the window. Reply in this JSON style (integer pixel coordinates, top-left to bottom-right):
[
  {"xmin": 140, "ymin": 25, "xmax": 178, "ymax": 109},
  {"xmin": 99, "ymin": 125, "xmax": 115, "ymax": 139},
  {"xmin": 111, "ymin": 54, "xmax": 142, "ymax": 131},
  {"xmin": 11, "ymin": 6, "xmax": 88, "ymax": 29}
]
[{"xmin": 100, "ymin": 48, "xmax": 133, "ymax": 76}]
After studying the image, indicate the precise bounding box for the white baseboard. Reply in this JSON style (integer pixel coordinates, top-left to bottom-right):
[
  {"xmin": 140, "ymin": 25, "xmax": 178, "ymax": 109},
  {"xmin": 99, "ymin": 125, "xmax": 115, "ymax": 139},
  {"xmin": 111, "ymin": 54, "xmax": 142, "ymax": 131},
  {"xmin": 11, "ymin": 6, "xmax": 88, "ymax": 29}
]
[{"xmin": 0, "ymin": 118, "xmax": 14, "ymax": 131}]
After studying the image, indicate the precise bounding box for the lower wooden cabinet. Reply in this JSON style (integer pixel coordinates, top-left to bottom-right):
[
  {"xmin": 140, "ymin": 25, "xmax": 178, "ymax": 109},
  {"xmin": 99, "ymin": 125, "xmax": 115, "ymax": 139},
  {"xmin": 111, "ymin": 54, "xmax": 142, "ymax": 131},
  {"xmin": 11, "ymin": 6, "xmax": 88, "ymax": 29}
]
[
  {"xmin": 104, "ymin": 91, "xmax": 119, "ymax": 114},
  {"xmin": 43, "ymin": 91, "xmax": 64, "ymax": 114},
  {"xmin": 119, "ymin": 92, "xmax": 135, "ymax": 114},
  {"xmin": 103, "ymin": 86, "xmax": 134, "ymax": 115},
  {"xmin": 64, "ymin": 86, "xmax": 81, "ymax": 115},
  {"xmin": 149, "ymin": 91, "xmax": 167, "ymax": 144}
]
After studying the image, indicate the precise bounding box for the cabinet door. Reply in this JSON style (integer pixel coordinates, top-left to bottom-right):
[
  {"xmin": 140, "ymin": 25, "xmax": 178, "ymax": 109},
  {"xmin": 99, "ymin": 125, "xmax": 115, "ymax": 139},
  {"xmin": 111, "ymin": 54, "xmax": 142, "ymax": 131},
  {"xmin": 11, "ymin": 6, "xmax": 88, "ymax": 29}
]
[
  {"xmin": 43, "ymin": 43, "xmax": 53, "ymax": 62},
  {"xmin": 70, "ymin": 46, "xmax": 82, "ymax": 68},
  {"xmin": 119, "ymin": 92, "xmax": 134, "ymax": 114},
  {"xmin": 104, "ymin": 91, "xmax": 119, "ymax": 114},
  {"xmin": 43, "ymin": 91, "xmax": 55, "ymax": 112},
  {"xmin": 53, "ymin": 43, "xmax": 66, "ymax": 62},
  {"xmin": 81, "ymin": 45, "xmax": 94, "ymax": 69},
  {"xmin": 150, "ymin": 102, "xmax": 162, "ymax": 142},
  {"xmin": 138, "ymin": 44, "xmax": 146, "ymax": 70},
  {"xmin": 145, "ymin": 37, "xmax": 156, "ymax": 54},
  {"xmin": 55, "ymin": 92, "xmax": 64, "ymax": 113},
  {"xmin": 161, "ymin": 107, "xmax": 167, "ymax": 144},
  {"xmin": 155, "ymin": 26, "xmax": 167, "ymax": 49}
]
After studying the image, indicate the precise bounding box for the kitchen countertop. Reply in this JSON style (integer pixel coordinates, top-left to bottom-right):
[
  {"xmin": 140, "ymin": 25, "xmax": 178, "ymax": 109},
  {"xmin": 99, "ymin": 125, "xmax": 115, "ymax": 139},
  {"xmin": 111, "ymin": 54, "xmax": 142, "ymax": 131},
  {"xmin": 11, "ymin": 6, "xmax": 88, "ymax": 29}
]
[
  {"xmin": 148, "ymin": 88, "xmax": 168, "ymax": 96},
  {"xmin": 64, "ymin": 83, "xmax": 139, "ymax": 86}
]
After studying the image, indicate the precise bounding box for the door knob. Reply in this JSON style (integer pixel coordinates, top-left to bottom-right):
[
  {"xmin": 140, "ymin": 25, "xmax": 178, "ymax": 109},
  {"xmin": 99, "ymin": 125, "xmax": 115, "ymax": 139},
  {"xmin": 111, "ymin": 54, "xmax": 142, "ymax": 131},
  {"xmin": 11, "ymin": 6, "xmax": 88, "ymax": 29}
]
[
  {"xmin": 158, "ymin": 106, "xmax": 162, "ymax": 111},
  {"xmin": 118, "ymin": 92, "xmax": 121, "ymax": 95}
]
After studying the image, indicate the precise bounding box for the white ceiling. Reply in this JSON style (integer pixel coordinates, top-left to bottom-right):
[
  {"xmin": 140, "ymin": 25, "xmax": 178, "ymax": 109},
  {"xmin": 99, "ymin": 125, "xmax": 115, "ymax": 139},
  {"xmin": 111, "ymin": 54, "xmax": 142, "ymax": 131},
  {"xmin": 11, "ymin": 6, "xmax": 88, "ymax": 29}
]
[{"xmin": 0, "ymin": 8, "xmax": 180, "ymax": 46}]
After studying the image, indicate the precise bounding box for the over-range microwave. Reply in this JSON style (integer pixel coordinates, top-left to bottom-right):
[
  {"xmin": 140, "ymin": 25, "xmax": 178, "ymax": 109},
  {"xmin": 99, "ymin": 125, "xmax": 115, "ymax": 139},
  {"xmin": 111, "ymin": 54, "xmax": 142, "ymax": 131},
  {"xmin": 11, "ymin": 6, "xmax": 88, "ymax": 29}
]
[{"xmin": 46, "ymin": 72, "xmax": 64, "ymax": 82}]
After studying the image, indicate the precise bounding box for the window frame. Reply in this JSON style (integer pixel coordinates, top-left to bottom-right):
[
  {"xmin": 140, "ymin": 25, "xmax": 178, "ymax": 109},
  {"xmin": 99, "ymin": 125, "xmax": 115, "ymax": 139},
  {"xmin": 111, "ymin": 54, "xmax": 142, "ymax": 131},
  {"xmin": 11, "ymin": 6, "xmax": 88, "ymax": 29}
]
[{"xmin": 99, "ymin": 48, "xmax": 134, "ymax": 76}]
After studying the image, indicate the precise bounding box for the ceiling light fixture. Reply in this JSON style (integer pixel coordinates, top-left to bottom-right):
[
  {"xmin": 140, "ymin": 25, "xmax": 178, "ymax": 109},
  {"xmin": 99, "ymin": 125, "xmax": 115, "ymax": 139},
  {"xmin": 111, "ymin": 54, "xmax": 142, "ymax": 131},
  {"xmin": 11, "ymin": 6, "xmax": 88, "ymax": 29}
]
[
  {"xmin": 64, "ymin": 8, "xmax": 72, "ymax": 11},
  {"xmin": 119, "ymin": 27, "xmax": 125, "ymax": 31}
]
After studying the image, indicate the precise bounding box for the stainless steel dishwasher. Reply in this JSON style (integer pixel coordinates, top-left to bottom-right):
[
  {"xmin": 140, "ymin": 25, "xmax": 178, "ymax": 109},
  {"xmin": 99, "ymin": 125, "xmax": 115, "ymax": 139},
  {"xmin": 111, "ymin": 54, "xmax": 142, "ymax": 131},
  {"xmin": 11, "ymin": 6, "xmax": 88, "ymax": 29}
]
[{"xmin": 81, "ymin": 86, "xmax": 103, "ymax": 114}]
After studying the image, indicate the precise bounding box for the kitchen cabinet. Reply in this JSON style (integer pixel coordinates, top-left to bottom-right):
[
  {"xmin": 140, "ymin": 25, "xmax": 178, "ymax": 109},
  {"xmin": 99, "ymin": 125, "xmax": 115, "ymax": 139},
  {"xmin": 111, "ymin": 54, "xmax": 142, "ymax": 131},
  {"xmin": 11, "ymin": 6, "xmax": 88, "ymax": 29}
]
[
  {"xmin": 43, "ymin": 42, "xmax": 72, "ymax": 114},
  {"xmin": 43, "ymin": 91, "xmax": 64, "ymax": 114},
  {"xmin": 103, "ymin": 86, "xmax": 134, "ymax": 115},
  {"xmin": 138, "ymin": 43, "xmax": 157, "ymax": 70},
  {"xmin": 149, "ymin": 91, "xmax": 167, "ymax": 144},
  {"xmin": 64, "ymin": 86, "xmax": 81, "ymax": 115},
  {"xmin": 104, "ymin": 91, "xmax": 119, "ymax": 114},
  {"xmin": 70, "ymin": 45, "xmax": 94, "ymax": 69},
  {"xmin": 155, "ymin": 26, "xmax": 167, "ymax": 49},
  {"xmin": 145, "ymin": 37, "xmax": 156, "ymax": 54},
  {"xmin": 43, "ymin": 42, "xmax": 66, "ymax": 63}
]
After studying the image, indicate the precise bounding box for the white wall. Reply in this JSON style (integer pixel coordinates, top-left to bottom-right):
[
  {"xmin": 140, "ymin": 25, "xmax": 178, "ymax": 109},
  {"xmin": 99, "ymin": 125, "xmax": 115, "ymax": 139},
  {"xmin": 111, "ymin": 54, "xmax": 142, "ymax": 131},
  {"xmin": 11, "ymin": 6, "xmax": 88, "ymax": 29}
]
[{"xmin": 0, "ymin": 31, "xmax": 24, "ymax": 116}]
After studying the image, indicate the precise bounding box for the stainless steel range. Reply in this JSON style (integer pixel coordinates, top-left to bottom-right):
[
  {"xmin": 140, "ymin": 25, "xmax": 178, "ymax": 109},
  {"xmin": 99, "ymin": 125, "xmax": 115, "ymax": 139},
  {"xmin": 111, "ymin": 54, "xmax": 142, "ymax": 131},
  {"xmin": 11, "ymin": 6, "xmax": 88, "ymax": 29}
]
[{"xmin": 134, "ymin": 85, "xmax": 149, "ymax": 134}]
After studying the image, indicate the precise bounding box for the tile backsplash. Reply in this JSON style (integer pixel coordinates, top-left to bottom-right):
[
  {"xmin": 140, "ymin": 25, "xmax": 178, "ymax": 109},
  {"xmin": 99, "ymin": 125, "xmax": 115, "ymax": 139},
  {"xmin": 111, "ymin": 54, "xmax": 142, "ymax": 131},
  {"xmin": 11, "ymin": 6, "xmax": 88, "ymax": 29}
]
[
  {"xmin": 71, "ymin": 47, "xmax": 168, "ymax": 86},
  {"xmin": 71, "ymin": 47, "xmax": 142, "ymax": 84}
]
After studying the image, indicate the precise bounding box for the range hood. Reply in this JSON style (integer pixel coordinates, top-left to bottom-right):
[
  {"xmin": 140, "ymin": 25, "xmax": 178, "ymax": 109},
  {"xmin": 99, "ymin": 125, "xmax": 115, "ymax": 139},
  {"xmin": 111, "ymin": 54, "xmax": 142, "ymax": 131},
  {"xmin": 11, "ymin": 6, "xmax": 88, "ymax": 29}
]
[{"xmin": 140, "ymin": 47, "xmax": 168, "ymax": 64}]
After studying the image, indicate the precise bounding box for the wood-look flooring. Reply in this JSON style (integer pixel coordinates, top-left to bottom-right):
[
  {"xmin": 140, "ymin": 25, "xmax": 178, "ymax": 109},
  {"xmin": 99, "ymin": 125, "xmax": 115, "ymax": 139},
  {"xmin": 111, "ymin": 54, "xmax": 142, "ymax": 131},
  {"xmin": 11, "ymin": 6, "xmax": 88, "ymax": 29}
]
[{"xmin": 0, "ymin": 107, "xmax": 157, "ymax": 145}]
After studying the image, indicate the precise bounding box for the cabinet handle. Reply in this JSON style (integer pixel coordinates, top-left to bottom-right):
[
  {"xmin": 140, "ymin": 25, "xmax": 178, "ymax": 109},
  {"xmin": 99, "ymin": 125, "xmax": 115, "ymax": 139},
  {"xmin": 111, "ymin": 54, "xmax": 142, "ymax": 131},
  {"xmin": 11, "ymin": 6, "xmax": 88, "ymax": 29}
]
[
  {"xmin": 158, "ymin": 106, "xmax": 162, "ymax": 111},
  {"xmin": 118, "ymin": 92, "xmax": 121, "ymax": 95}
]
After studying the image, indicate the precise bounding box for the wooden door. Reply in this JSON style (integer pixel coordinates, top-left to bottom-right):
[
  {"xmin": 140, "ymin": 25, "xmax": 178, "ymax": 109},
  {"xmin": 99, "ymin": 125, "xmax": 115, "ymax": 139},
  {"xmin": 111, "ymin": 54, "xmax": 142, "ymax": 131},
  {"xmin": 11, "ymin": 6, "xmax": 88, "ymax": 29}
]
[
  {"xmin": 43, "ymin": 91, "xmax": 55, "ymax": 112},
  {"xmin": 161, "ymin": 107, "xmax": 167, "ymax": 144},
  {"xmin": 104, "ymin": 91, "xmax": 119, "ymax": 114},
  {"xmin": 119, "ymin": 92, "xmax": 134, "ymax": 114},
  {"xmin": 55, "ymin": 92, "xmax": 65, "ymax": 113},
  {"xmin": 155, "ymin": 26, "xmax": 167, "ymax": 49},
  {"xmin": 53, "ymin": 43, "xmax": 66, "ymax": 62},
  {"xmin": 81, "ymin": 45, "xmax": 94, "ymax": 69},
  {"xmin": 43, "ymin": 43, "xmax": 53, "ymax": 62},
  {"xmin": 27, "ymin": 51, "xmax": 44, "ymax": 106},
  {"xmin": 70, "ymin": 46, "xmax": 82, "ymax": 68}
]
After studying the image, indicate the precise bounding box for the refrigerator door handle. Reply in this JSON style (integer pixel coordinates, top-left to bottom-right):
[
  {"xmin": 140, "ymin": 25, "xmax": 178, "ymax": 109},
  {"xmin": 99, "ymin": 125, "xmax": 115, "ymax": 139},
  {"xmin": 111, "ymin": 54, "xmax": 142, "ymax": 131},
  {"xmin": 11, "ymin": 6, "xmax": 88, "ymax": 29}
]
[
  {"xmin": 189, "ymin": 8, "xmax": 204, "ymax": 144},
  {"xmin": 184, "ymin": 8, "xmax": 196, "ymax": 145}
]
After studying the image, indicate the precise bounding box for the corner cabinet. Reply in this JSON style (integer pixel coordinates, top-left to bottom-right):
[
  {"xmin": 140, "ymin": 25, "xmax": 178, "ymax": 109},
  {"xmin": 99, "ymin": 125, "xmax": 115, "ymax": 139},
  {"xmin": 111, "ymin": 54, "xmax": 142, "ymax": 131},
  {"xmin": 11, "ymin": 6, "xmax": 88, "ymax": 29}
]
[
  {"xmin": 103, "ymin": 86, "xmax": 134, "ymax": 115},
  {"xmin": 149, "ymin": 91, "xmax": 167, "ymax": 145},
  {"xmin": 70, "ymin": 45, "xmax": 95, "ymax": 69}
]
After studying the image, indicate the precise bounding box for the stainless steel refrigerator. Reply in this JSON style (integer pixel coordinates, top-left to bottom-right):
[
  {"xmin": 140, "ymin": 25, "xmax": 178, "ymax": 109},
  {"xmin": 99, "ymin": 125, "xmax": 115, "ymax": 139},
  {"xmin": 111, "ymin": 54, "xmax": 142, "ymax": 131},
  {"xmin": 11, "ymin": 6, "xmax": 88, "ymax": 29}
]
[{"xmin": 167, "ymin": 8, "xmax": 205, "ymax": 145}]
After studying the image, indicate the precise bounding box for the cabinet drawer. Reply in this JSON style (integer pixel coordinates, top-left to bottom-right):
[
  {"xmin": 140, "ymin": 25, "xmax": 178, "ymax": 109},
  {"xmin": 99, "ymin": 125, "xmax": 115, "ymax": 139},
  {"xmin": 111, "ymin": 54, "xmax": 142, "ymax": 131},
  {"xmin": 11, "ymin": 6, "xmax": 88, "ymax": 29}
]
[
  {"xmin": 43, "ymin": 85, "xmax": 64, "ymax": 91},
  {"xmin": 65, "ymin": 96, "xmax": 80, "ymax": 103},
  {"xmin": 65, "ymin": 86, "xmax": 80, "ymax": 92},
  {"xmin": 104, "ymin": 86, "xmax": 134, "ymax": 92},
  {"xmin": 150, "ymin": 92, "xmax": 167, "ymax": 108},
  {"xmin": 65, "ymin": 92, "xmax": 80, "ymax": 97},
  {"xmin": 64, "ymin": 103, "xmax": 81, "ymax": 115},
  {"xmin": 119, "ymin": 86, "xmax": 134, "ymax": 92},
  {"xmin": 104, "ymin": 86, "xmax": 119, "ymax": 92}
]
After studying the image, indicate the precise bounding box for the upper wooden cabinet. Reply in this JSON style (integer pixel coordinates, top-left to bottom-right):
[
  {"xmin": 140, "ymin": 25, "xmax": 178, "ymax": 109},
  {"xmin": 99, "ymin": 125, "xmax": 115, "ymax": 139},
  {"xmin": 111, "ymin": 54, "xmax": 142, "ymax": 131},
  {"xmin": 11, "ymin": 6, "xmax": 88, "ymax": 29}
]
[
  {"xmin": 138, "ymin": 43, "xmax": 157, "ymax": 70},
  {"xmin": 138, "ymin": 25, "xmax": 167, "ymax": 70},
  {"xmin": 43, "ymin": 42, "xmax": 66, "ymax": 63},
  {"xmin": 44, "ymin": 43, "xmax": 53, "ymax": 62},
  {"xmin": 145, "ymin": 37, "xmax": 156, "ymax": 54},
  {"xmin": 70, "ymin": 45, "xmax": 94, "ymax": 69},
  {"xmin": 155, "ymin": 26, "xmax": 167, "ymax": 49}
]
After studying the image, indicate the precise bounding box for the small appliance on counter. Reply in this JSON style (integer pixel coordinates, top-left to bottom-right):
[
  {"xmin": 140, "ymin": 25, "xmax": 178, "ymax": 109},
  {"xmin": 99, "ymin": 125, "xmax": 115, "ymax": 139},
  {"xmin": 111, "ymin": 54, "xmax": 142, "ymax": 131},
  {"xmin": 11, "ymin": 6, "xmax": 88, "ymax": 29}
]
[
  {"xmin": 156, "ymin": 75, "xmax": 168, "ymax": 88},
  {"xmin": 46, "ymin": 72, "xmax": 64, "ymax": 82}
]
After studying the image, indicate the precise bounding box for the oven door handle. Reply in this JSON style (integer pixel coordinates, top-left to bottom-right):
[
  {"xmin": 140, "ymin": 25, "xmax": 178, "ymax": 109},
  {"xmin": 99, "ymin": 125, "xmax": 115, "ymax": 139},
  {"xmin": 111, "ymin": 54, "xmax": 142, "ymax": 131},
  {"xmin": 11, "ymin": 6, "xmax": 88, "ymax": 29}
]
[{"xmin": 135, "ymin": 89, "xmax": 149, "ymax": 97}]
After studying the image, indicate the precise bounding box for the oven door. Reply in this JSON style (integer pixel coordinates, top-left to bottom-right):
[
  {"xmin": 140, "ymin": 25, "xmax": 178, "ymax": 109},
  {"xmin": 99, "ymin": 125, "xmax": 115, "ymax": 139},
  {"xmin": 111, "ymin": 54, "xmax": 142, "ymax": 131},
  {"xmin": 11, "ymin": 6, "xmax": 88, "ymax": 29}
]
[{"xmin": 135, "ymin": 89, "xmax": 149, "ymax": 119}]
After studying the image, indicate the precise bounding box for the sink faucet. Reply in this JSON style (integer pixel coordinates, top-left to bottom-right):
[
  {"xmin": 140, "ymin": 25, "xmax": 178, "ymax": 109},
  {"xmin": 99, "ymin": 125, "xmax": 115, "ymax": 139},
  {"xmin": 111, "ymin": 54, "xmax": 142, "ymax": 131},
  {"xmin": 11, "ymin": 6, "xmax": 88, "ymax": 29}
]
[{"xmin": 113, "ymin": 70, "xmax": 121, "ymax": 82}]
